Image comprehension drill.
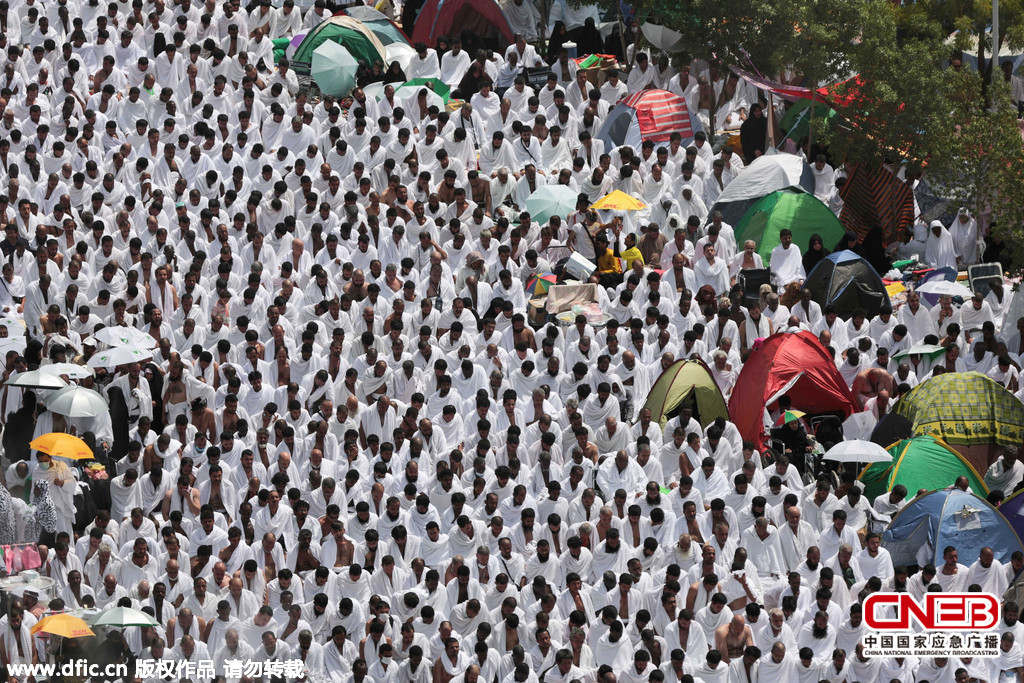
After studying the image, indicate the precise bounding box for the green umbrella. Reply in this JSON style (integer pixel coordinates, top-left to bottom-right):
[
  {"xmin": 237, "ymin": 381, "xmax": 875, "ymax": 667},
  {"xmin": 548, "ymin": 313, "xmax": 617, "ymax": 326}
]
[
  {"xmin": 892, "ymin": 343, "xmax": 945, "ymax": 361},
  {"xmin": 92, "ymin": 607, "xmax": 160, "ymax": 628},
  {"xmin": 734, "ymin": 188, "xmax": 846, "ymax": 263},
  {"xmin": 312, "ymin": 40, "xmax": 358, "ymax": 96},
  {"xmin": 526, "ymin": 185, "xmax": 578, "ymax": 224}
]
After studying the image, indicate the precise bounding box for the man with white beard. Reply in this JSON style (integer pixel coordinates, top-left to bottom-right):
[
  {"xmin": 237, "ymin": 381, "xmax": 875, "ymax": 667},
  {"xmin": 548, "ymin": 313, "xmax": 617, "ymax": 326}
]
[{"xmin": 778, "ymin": 506, "xmax": 817, "ymax": 573}]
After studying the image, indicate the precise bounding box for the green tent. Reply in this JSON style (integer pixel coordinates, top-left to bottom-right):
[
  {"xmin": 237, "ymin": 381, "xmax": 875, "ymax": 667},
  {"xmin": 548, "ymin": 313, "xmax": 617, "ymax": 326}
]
[
  {"xmin": 734, "ymin": 188, "xmax": 847, "ymax": 263},
  {"xmin": 362, "ymin": 18, "xmax": 410, "ymax": 46},
  {"xmin": 640, "ymin": 359, "xmax": 728, "ymax": 429},
  {"xmin": 292, "ymin": 16, "xmax": 387, "ymax": 74},
  {"xmin": 859, "ymin": 435, "xmax": 988, "ymax": 502}
]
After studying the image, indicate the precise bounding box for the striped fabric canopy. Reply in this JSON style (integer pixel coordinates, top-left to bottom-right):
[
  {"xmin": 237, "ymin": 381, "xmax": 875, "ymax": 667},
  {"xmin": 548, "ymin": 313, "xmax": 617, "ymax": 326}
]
[
  {"xmin": 838, "ymin": 163, "xmax": 915, "ymax": 244},
  {"xmin": 621, "ymin": 90, "xmax": 692, "ymax": 142}
]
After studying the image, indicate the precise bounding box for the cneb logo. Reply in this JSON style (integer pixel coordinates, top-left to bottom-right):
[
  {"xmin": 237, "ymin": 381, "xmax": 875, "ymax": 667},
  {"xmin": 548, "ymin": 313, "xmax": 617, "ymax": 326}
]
[{"xmin": 863, "ymin": 593, "xmax": 1000, "ymax": 631}]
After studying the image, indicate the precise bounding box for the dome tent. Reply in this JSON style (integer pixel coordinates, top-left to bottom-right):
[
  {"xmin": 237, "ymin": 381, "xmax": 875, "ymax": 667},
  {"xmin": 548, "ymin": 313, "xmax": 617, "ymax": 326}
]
[
  {"xmin": 707, "ymin": 153, "xmax": 815, "ymax": 227},
  {"xmin": 343, "ymin": 5, "xmax": 411, "ymax": 46},
  {"xmin": 728, "ymin": 330, "xmax": 857, "ymax": 450},
  {"xmin": 859, "ymin": 436, "xmax": 988, "ymax": 502},
  {"xmin": 411, "ymin": 0, "xmax": 514, "ymax": 49},
  {"xmin": 292, "ymin": 16, "xmax": 388, "ymax": 75},
  {"xmin": 883, "ymin": 488, "xmax": 1024, "ymax": 567},
  {"xmin": 804, "ymin": 249, "xmax": 890, "ymax": 319},
  {"xmin": 640, "ymin": 359, "xmax": 728, "ymax": 429},
  {"xmin": 894, "ymin": 371, "xmax": 1024, "ymax": 473},
  {"xmin": 732, "ymin": 188, "xmax": 846, "ymax": 265}
]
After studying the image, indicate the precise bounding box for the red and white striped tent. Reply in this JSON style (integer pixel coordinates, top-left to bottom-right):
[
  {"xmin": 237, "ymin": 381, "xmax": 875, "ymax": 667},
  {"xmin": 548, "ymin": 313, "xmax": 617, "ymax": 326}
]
[{"xmin": 597, "ymin": 89, "xmax": 703, "ymax": 152}]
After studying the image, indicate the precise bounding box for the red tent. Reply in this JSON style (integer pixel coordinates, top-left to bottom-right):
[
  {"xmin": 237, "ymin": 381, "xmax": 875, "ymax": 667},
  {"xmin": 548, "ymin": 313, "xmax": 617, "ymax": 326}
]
[
  {"xmin": 728, "ymin": 331, "xmax": 858, "ymax": 449},
  {"xmin": 411, "ymin": 0, "xmax": 514, "ymax": 48}
]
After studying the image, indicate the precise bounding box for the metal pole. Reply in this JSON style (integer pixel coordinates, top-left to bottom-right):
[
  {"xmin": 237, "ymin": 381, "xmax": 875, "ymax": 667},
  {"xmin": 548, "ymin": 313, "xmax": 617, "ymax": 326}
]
[{"xmin": 993, "ymin": 0, "xmax": 1000, "ymax": 85}]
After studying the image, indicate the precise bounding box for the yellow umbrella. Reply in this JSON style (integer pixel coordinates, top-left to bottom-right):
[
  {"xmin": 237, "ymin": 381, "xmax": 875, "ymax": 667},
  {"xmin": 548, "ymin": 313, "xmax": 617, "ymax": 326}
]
[
  {"xmin": 589, "ymin": 190, "xmax": 647, "ymax": 211},
  {"xmin": 30, "ymin": 613, "xmax": 94, "ymax": 638},
  {"xmin": 29, "ymin": 433, "xmax": 93, "ymax": 460}
]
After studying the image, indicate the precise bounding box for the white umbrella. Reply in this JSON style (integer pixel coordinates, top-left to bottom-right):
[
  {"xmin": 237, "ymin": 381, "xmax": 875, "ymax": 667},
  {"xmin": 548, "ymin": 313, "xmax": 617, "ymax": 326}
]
[
  {"xmin": 86, "ymin": 345, "xmax": 154, "ymax": 369},
  {"xmin": 43, "ymin": 363, "xmax": 95, "ymax": 379},
  {"xmin": 823, "ymin": 439, "xmax": 893, "ymax": 464},
  {"xmin": 385, "ymin": 43, "xmax": 416, "ymax": 72},
  {"xmin": 0, "ymin": 336, "xmax": 27, "ymax": 355},
  {"xmin": 0, "ymin": 317, "xmax": 24, "ymax": 333},
  {"xmin": 915, "ymin": 280, "xmax": 972, "ymax": 299},
  {"xmin": 394, "ymin": 84, "xmax": 444, "ymax": 110},
  {"xmin": 44, "ymin": 385, "xmax": 108, "ymax": 418},
  {"xmin": 841, "ymin": 412, "xmax": 877, "ymax": 441},
  {"xmin": 640, "ymin": 22, "xmax": 684, "ymax": 53},
  {"xmin": 5, "ymin": 370, "xmax": 67, "ymax": 390},
  {"xmin": 363, "ymin": 81, "xmax": 386, "ymax": 102},
  {"xmin": 90, "ymin": 326, "xmax": 157, "ymax": 349}
]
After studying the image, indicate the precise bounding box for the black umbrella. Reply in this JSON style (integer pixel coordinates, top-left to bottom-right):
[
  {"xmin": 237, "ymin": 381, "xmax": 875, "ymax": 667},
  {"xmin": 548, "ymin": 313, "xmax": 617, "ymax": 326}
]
[{"xmin": 870, "ymin": 413, "xmax": 912, "ymax": 447}]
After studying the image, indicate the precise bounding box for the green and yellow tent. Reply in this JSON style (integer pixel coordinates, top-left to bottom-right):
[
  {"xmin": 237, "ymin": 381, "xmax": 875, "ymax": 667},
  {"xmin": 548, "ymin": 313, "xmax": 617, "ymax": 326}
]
[
  {"xmin": 640, "ymin": 359, "xmax": 728, "ymax": 429},
  {"xmin": 859, "ymin": 435, "xmax": 988, "ymax": 502},
  {"xmin": 733, "ymin": 188, "xmax": 846, "ymax": 264}
]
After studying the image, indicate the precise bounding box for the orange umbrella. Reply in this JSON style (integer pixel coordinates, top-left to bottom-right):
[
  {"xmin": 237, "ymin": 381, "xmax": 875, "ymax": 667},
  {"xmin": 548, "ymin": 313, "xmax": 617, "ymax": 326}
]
[
  {"xmin": 29, "ymin": 433, "xmax": 93, "ymax": 460},
  {"xmin": 30, "ymin": 613, "xmax": 94, "ymax": 638}
]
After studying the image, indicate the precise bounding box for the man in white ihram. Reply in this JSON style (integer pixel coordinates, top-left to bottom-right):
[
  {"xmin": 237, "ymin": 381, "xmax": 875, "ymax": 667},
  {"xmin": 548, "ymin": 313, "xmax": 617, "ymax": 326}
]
[{"xmin": 769, "ymin": 228, "xmax": 805, "ymax": 287}]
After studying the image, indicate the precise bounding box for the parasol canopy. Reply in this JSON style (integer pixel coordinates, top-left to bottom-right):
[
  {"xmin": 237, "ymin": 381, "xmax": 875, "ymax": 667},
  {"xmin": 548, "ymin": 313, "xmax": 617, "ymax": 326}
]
[
  {"xmin": 915, "ymin": 279, "xmax": 972, "ymax": 300},
  {"xmin": 590, "ymin": 190, "xmax": 646, "ymax": 211},
  {"xmin": 44, "ymin": 385, "xmax": 108, "ymax": 418},
  {"xmin": 86, "ymin": 345, "xmax": 154, "ymax": 369},
  {"xmin": 29, "ymin": 433, "xmax": 93, "ymax": 460},
  {"xmin": 525, "ymin": 185, "xmax": 579, "ymax": 224},
  {"xmin": 31, "ymin": 613, "xmax": 94, "ymax": 638},
  {"xmin": 822, "ymin": 439, "xmax": 892, "ymax": 464},
  {"xmin": 312, "ymin": 40, "xmax": 359, "ymax": 96},
  {"xmin": 5, "ymin": 370, "xmax": 67, "ymax": 390},
  {"xmin": 525, "ymin": 274, "xmax": 557, "ymax": 297},
  {"xmin": 92, "ymin": 607, "xmax": 159, "ymax": 628}
]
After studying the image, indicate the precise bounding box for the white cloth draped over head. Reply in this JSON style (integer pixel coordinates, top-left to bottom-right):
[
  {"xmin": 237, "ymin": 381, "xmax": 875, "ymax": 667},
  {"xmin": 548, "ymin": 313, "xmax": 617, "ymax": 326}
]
[{"xmin": 925, "ymin": 219, "xmax": 957, "ymax": 270}]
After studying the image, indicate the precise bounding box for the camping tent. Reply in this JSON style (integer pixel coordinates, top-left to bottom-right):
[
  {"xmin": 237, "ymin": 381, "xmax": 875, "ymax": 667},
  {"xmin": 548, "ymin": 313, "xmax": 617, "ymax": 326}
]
[
  {"xmin": 1000, "ymin": 490, "xmax": 1024, "ymax": 547},
  {"xmin": 728, "ymin": 330, "xmax": 858, "ymax": 449},
  {"xmin": 344, "ymin": 5, "xmax": 411, "ymax": 46},
  {"xmin": 292, "ymin": 16, "xmax": 388, "ymax": 74},
  {"xmin": 708, "ymin": 153, "xmax": 816, "ymax": 227},
  {"xmin": 597, "ymin": 90, "xmax": 703, "ymax": 153},
  {"xmin": 411, "ymin": 0, "xmax": 514, "ymax": 48},
  {"xmin": 859, "ymin": 436, "xmax": 988, "ymax": 502},
  {"xmin": 894, "ymin": 371, "xmax": 1024, "ymax": 472},
  {"xmin": 804, "ymin": 250, "xmax": 891, "ymax": 319},
  {"xmin": 733, "ymin": 188, "xmax": 846, "ymax": 265},
  {"xmin": 883, "ymin": 489, "xmax": 1024, "ymax": 567},
  {"xmin": 640, "ymin": 359, "xmax": 728, "ymax": 429}
]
